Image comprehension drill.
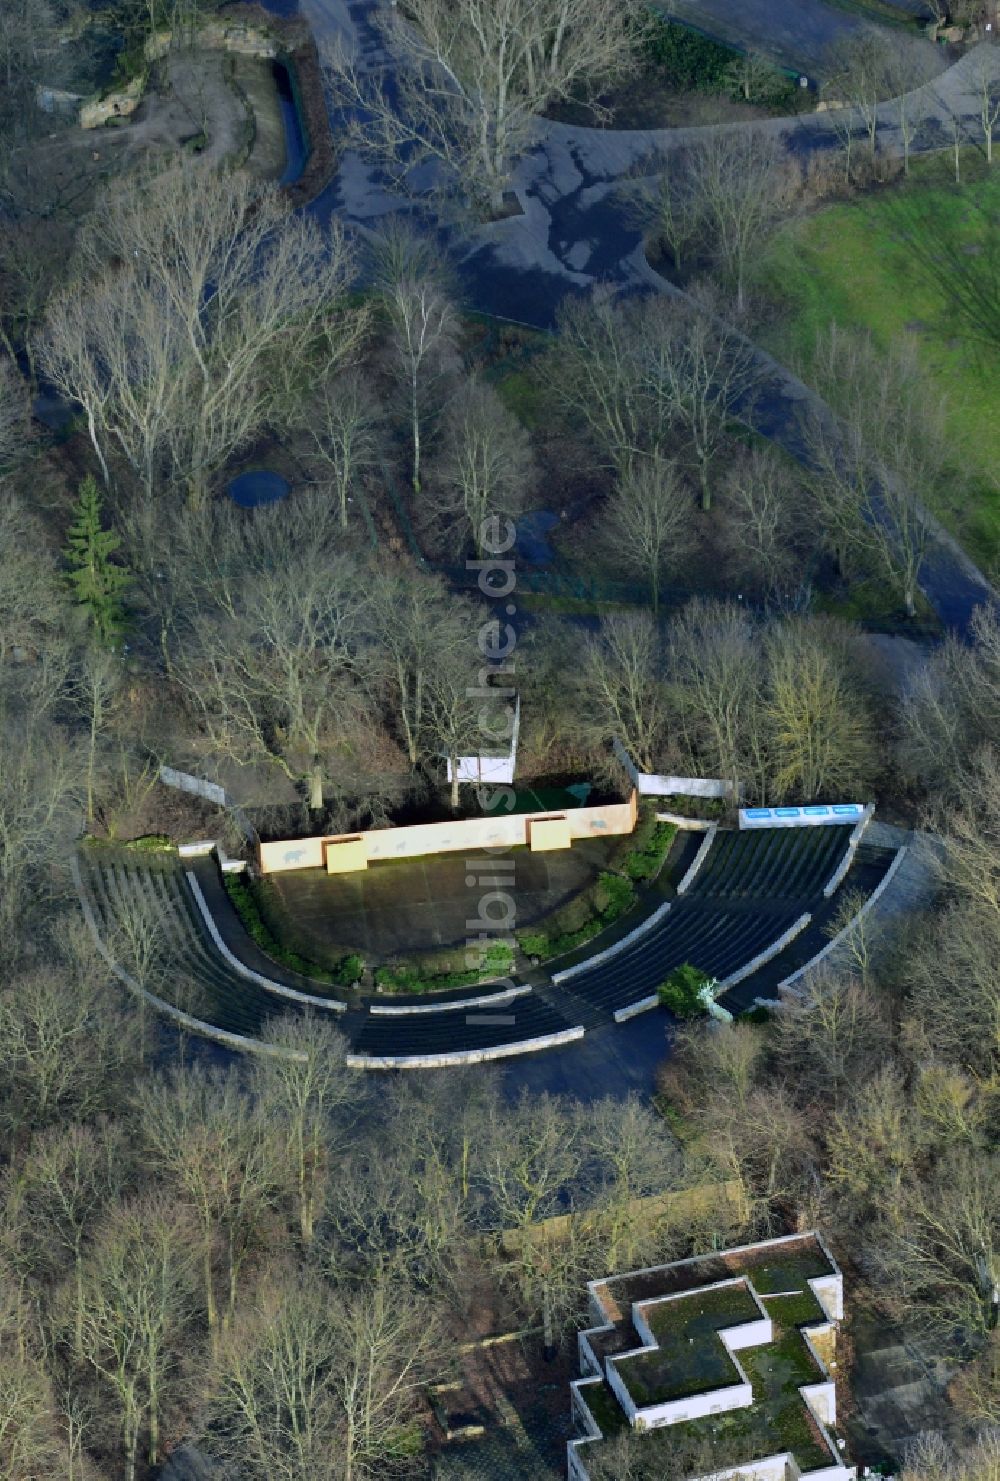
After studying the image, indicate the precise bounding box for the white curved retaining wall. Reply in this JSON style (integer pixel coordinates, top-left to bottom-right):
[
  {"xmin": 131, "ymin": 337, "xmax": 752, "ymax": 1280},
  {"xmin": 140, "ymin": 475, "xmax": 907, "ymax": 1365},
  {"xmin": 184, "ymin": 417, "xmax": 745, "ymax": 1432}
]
[
  {"xmin": 822, "ymin": 804, "xmax": 875, "ymax": 898},
  {"xmin": 614, "ymin": 994, "xmax": 659, "ymax": 1022},
  {"xmin": 776, "ymin": 847, "xmax": 907, "ymax": 997},
  {"xmin": 676, "ymin": 824, "xmax": 718, "ymax": 895},
  {"xmin": 345, "ymin": 1024, "xmax": 584, "ymax": 1070},
  {"xmin": 552, "ymin": 902, "xmax": 671, "ymax": 985},
  {"xmin": 369, "ymin": 985, "xmax": 531, "ymax": 1015},
  {"xmin": 717, "ymin": 912, "xmax": 812, "ymax": 991},
  {"xmin": 185, "ymin": 872, "xmax": 347, "ymax": 1012}
]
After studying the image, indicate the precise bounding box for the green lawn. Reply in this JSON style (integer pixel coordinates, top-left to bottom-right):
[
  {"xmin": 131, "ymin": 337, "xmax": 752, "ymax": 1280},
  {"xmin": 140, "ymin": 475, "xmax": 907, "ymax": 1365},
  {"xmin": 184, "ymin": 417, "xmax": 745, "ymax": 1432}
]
[{"xmin": 756, "ymin": 153, "xmax": 1000, "ymax": 569}]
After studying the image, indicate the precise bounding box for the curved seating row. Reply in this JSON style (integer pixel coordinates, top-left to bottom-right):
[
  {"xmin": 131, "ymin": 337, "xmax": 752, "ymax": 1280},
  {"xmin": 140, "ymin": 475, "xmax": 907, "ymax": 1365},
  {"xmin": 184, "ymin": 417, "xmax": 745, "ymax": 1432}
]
[
  {"xmin": 557, "ymin": 825, "xmax": 854, "ymax": 1019},
  {"xmin": 81, "ymin": 855, "xmax": 315, "ymax": 1041},
  {"xmin": 686, "ymin": 825, "xmax": 848, "ymax": 901}
]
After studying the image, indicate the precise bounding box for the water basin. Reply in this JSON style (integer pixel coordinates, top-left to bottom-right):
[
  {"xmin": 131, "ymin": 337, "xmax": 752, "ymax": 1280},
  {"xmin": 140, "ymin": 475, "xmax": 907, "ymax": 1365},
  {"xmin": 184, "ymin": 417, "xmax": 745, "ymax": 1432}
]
[
  {"xmin": 227, "ymin": 469, "xmax": 290, "ymax": 508},
  {"xmin": 516, "ymin": 509, "xmax": 559, "ymax": 565},
  {"xmin": 274, "ymin": 59, "xmax": 308, "ymax": 186}
]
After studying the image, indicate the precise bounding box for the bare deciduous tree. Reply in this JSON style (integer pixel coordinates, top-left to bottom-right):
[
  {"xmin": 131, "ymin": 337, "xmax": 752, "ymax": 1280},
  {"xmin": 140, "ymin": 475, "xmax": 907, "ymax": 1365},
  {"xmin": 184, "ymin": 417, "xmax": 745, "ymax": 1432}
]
[
  {"xmin": 0, "ymin": 495, "xmax": 68, "ymax": 665},
  {"xmin": 639, "ymin": 295, "xmax": 760, "ymax": 509},
  {"xmin": 666, "ymin": 598, "xmax": 759, "ymax": 791},
  {"xmin": 325, "ymin": 0, "xmax": 646, "ymax": 215},
  {"xmin": 13, "ymin": 1121, "xmax": 133, "ymax": 1359},
  {"xmin": 774, "ymin": 970, "xmax": 889, "ymax": 1113},
  {"xmin": 869, "ymin": 1150, "xmax": 999, "ymax": 1353},
  {"xmin": 549, "ymin": 294, "xmax": 662, "ymax": 473},
  {"xmin": 685, "ymin": 131, "xmax": 791, "ymax": 313},
  {"xmin": 39, "ymin": 166, "xmax": 363, "ymax": 504},
  {"xmin": 426, "ymin": 376, "xmax": 535, "ymax": 557},
  {"xmin": 763, "ymin": 617, "xmax": 878, "ymax": 802},
  {"xmin": 295, "ymin": 370, "xmax": 383, "ymax": 529},
  {"xmin": 972, "ymin": 49, "xmax": 1000, "ymax": 164},
  {"xmin": 631, "ymin": 148, "xmax": 703, "ymax": 277},
  {"xmin": 421, "ymin": 646, "xmax": 484, "ymax": 809},
  {"xmin": 899, "ymin": 1429, "xmax": 1000, "ymax": 1481},
  {"xmin": 137, "ymin": 1066, "xmax": 282, "ymax": 1351},
  {"xmin": 380, "ymin": 271, "xmax": 458, "ymax": 495},
  {"xmin": 78, "ymin": 1195, "xmax": 198, "ymax": 1480},
  {"xmin": 719, "ymin": 444, "xmax": 803, "ymax": 601},
  {"xmin": 65, "ymin": 645, "xmax": 124, "ymax": 825},
  {"xmin": 204, "ymin": 1271, "xmax": 345, "ymax": 1481},
  {"xmin": 252, "ymin": 1013, "xmax": 359, "ymax": 1246},
  {"xmin": 597, "ymin": 454, "xmax": 694, "ymax": 613},
  {"xmin": 0, "ymin": 931, "xmax": 142, "ymax": 1144},
  {"xmin": 364, "ymin": 566, "xmax": 479, "ymax": 767},
  {"xmin": 823, "ymin": 30, "xmax": 900, "ymax": 174},
  {"xmin": 573, "ymin": 611, "xmax": 666, "ymax": 772},
  {"xmin": 0, "ymin": 355, "xmax": 29, "ymax": 470},
  {"xmin": 802, "ymin": 324, "xmax": 951, "ymax": 617},
  {"xmin": 177, "ymin": 521, "xmax": 368, "ymax": 810},
  {"xmin": 0, "ymin": 713, "xmax": 84, "ymax": 939}
]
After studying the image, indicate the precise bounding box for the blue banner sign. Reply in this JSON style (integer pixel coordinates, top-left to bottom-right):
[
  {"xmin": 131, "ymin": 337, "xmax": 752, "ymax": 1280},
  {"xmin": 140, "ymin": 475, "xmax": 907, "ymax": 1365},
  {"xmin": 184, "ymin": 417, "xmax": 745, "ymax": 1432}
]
[{"xmin": 739, "ymin": 803, "xmax": 866, "ymax": 829}]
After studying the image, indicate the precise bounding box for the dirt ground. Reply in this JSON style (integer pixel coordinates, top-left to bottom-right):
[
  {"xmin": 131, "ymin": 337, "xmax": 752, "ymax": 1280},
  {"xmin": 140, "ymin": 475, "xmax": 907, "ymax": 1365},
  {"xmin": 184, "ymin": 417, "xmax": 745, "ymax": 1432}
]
[
  {"xmin": 29, "ymin": 47, "xmax": 279, "ymax": 220},
  {"xmin": 267, "ymin": 837, "xmax": 620, "ymax": 961},
  {"xmin": 428, "ymin": 1276, "xmax": 575, "ymax": 1481}
]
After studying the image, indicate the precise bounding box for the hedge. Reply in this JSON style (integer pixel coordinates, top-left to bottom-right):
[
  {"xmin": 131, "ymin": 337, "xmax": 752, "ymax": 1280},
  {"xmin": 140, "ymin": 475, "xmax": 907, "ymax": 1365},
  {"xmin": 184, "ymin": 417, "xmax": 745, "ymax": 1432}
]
[
  {"xmin": 645, "ymin": 16, "xmax": 800, "ymax": 112},
  {"xmin": 517, "ymin": 871, "xmax": 637, "ymax": 962},
  {"xmin": 645, "ymin": 17, "xmax": 736, "ymax": 93},
  {"xmin": 83, "ymin": 834, "xmax": 177, "ymax": 853},
  {"xmin": 374, "ymin": 940, "xmax": 515, "ymax": 994},
  {"xmin": 622, "ymin": 817, "xmax": 678, "ymax": 880}
]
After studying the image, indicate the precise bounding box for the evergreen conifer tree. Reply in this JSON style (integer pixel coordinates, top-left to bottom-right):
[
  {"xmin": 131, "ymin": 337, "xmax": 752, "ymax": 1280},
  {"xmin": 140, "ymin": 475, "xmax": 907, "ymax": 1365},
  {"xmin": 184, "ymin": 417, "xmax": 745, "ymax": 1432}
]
[{"xmin": 64, "ymin": 476, "xmax": 129, "ymax": 645}]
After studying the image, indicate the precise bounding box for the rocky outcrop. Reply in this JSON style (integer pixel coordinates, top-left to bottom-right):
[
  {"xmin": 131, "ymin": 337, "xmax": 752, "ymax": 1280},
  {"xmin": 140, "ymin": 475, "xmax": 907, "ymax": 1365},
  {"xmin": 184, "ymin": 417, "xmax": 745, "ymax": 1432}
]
[
  {"xmin": 79, "ymin": 74, "xmax": 144, "ymax": 129},
  {"xmin": 144, "ymin": 21, "xmax": 280, "ymax": 64}
]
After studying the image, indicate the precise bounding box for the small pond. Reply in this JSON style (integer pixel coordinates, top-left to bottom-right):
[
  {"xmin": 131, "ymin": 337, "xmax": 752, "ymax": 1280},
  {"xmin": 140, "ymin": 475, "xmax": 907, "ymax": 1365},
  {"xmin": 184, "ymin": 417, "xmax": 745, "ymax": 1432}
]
[
  {"xmin": 274, "ymin": 59, "xmax": 309, "ymax": 186},
  {"xmin": 516, "ymin": 509, "xmax": 559, "ymax": 565},
  {"xmin": 227, "ymin": 469, "xmax": 290, "ymax": 508}
]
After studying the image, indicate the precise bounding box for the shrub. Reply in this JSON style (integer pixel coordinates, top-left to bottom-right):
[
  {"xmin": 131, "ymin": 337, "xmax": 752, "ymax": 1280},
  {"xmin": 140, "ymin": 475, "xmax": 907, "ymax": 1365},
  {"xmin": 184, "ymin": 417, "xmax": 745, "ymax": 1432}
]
[
  {"xmin": 129, "ymin": 834, "xmax": 175, "ymax": 851},
  {"xmin": 624, "ymin": 820, "xmax": 678, "ymax": 880},
  {"xmin": 518, "ymin": 931, "xmax": 549, "ymax": 960},
  {"xmin": 595, "ymin": 871, "xmax": 636, "ymax": 917},
  {"xmin": 658, "ymin": 963, "xmax": 712, "ymax": 1017},
  {"xmin": 660, "ymin": 795, "xmax": 728, "ymax": 821},
  {"xmin": 374, "ymin": 940, "xmax": 514, "ymax": 994},
  {"xmin": 516, "ymin": 872, "xmax": 637, "ymax": 963},
  {"xmin": 645, "ymin": 18, "xmax": 735, "ymax": 93},
  {"xmin": 743, "ymin": 1004, "xmax": 772, "ymax": 1024},
  {"xmin": 83, "ymin": 834, "xmax": 176, "ymax": 852}
]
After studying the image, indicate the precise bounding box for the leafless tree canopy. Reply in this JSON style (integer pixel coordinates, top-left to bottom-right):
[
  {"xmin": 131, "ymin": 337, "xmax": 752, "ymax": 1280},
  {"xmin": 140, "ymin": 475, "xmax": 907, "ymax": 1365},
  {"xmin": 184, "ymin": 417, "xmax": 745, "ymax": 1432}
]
[
  {"xmin": 38, "ymin": 165, "xmax": 365, "ymax": 504},
  {"xmin": 325, "ymin": 0, "xmax": 647, "ymax": 215}
]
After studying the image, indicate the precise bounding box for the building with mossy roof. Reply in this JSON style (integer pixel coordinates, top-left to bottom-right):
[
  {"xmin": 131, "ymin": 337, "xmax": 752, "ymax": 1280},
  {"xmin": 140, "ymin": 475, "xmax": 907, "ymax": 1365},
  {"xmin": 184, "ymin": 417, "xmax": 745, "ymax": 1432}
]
[{"xmin": 568, "ymin": 1232, "xmax": 856, "ymax": 1481}]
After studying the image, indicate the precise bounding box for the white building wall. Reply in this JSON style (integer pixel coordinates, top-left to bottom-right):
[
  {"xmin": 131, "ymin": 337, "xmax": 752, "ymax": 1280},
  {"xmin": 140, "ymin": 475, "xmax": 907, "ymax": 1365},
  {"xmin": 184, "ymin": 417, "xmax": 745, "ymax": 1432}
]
[
  {"xmin": 722, "ymin": 1316, "xmax": 773, "ymax": 1351},
  {"xmin": 801, "ymin": 1381, "xmax": 837, "ymax": 1427},
  {"xmin": 578, "ymin": 1332, "xmax": 601, "ymax": 1377},
  {"xmin": 810, "ymin": 1274, "xmax": 844, "ymax": 1322},
  {"xmin": 604, "ymin": 1356, "xmax": 638, "ymax": 1422},
  {"xmin": 638, "ymin": 1380, "xmax": 753, "ymax": 1429}
]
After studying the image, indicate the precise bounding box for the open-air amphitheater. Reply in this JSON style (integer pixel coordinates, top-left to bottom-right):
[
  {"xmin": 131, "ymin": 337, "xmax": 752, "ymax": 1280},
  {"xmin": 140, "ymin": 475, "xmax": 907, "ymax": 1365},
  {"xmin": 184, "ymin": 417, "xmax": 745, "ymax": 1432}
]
[{"xmin": 74, "ymin": 773, "xmax": 914, "ymax": 1068}]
